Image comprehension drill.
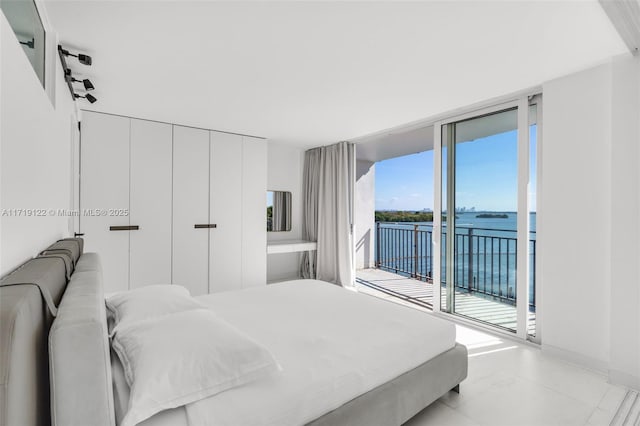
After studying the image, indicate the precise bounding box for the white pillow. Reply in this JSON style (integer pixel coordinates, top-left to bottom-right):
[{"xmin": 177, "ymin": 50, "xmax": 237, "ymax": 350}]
[
  {"xmin": 111, "ymin": 309, "xmax": 281, "ymax": 426},
  {"xmin": 105, "ymin": 285, "xmax": 202, "ymax": 334}
]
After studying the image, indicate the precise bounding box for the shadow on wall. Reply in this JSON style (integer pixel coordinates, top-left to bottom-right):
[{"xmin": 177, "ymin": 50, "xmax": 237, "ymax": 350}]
[
  {"xmin": 356, "ymin": 229, "xmax": 371, "ymax": 268},
  {"xmin": 356, "ymin": 160, "xmax": 375, "ymax": 269}
]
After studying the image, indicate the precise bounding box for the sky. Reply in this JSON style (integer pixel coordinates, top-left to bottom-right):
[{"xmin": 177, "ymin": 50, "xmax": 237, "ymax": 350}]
[{"xmin": 375, "ymin": 126, "xmax": 537, "ymax": 212}]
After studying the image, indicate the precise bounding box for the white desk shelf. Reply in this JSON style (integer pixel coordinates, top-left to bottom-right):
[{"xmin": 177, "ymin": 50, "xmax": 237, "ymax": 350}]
[{"xmin": 267, "ymin": 240, "xmax": 317, "ymax": 254}]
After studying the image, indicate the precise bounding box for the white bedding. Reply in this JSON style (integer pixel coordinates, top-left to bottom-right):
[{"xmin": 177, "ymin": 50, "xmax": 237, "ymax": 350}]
[{"xmin": 181, "ymin": 279, "xmax": 456, "ymax": 426}]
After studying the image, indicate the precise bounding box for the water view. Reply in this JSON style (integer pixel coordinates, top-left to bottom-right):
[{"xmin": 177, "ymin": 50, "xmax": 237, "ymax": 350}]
[
  {"xmin": 370, "ymin": 108, "xmax": 539, "ymax": 334},
  {"xmin": 375, "ymin": 211, "xmax": 536, "ymax": 307}
]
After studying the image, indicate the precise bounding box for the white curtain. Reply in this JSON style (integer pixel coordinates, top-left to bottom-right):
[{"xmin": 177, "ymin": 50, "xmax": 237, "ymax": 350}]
[{"xmin": 300, "ymin": 141, "xmax": 355, "ymax": 287}]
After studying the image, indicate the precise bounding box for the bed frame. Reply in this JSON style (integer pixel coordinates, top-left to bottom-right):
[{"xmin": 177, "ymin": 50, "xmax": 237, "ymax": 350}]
[{"xmin": 0, "ymin": 238, "xmax": 467, "ymax": 426}]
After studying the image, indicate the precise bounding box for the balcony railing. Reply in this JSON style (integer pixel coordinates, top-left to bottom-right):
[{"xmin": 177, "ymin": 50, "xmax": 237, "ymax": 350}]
[{"xmin": 375, "ymin": 222, "xmax": 536, "ymax": 308}]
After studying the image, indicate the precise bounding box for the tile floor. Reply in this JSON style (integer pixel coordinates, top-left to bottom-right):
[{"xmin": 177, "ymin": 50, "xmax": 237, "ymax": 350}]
[{"xmin": 354, "ymin": 281, "xmax": 628, "ymax": 426}]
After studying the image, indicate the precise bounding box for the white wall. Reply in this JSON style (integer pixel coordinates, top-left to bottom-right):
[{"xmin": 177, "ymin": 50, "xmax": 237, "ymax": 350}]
[
  {"xmin": 608, "ymin": 55, "xmax": 640, "ymax": 389},
  {"xmin": 541, "ymin": 62, "xmax": 612, "ymax": 370},
  {"xmin": 0, "ymin": 12, "xmax": 77, "ymax": 275},
  {"xmin": 355, "ymin": 160, "xmax": 375, "ymax": 269},
  {"xmin": 266, "ymin": 141, "xmax": 304, "ymax": 282},
  {"xmin": 541, "ymin": 54, "xmax": 640, "ymax": 388}
]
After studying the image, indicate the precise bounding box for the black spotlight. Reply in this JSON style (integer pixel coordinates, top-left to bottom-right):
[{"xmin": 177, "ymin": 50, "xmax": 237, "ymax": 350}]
[
  {"xmin": 74, "ymin": 93, "xmax": 97, "ymax": 104},
  {"xmin": 60, "ymin": 48, "xmax": 92, "ymax": 66},
  {"xmin": 64, "ymin": 69, "xmax": 95, "ymax": 91},
  {"xmin": 74, "ymin": 77, "xmax": 94, "ymax": 91},
  {"xmin": 77, "ymin": 54, "xmax": 92, "ymax": 66}
]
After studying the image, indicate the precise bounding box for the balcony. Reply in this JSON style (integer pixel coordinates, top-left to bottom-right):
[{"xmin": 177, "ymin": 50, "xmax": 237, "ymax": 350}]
[{"xmin": 356, "ymin": 222, "xmax": 536, "ymax": 334}]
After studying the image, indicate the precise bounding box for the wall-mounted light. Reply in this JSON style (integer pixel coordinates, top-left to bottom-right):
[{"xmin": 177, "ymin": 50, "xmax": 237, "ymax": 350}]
[
  {"xmin": 58, "ymin": 44, "xmax": 97, "ymax": 103},
  {"xmin": 59, "ymin": 47, "xmax": 92, "ymax": 66},
  {"xmin": 73, "ymin": 77, "xmax": 94, "ymax": 91},
  {"xmin": 65, "ymin": 69, "xmax": 94, "ymax": 91},
  {"xmin": 74, "ymin": 93, "xmax": 97, "ymax": 104}
]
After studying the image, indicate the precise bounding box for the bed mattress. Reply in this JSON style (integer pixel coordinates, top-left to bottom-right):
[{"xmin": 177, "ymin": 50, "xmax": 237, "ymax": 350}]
[{"xmin": 178, "ymin": 279, "xmax": 456, "ymax": 426}]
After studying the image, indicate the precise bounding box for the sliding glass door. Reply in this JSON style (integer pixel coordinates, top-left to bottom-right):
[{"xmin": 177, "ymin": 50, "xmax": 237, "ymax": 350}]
[{"xmin": 436, "ymin": 97, "xmax": 539, "ymax": 339}]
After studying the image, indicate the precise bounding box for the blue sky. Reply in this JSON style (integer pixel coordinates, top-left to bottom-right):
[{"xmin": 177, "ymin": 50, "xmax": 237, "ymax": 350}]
[{"xmin": 375, "ymin": 127, "xmax": 537, "ymax": 212}]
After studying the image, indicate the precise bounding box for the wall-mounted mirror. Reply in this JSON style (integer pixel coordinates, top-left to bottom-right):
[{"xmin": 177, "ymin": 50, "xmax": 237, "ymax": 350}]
[{"xmin": 267, "ymin": 190, "xmax": 292, "ymax": 232}]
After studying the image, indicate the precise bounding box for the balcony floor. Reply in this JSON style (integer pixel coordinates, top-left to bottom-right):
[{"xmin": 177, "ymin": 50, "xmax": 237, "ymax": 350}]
[{"xmin": 356, "ymin": 268, "xmax": 536, "ymax": 335}]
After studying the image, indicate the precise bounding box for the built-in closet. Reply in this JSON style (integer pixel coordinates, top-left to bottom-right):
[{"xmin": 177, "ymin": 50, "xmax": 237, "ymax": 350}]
[{"xmin": 80, "ymin": 111, "xmax": 266, "ymax": 294}]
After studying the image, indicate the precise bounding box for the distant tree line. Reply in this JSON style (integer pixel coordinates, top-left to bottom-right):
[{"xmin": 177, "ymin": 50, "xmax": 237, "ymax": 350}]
[{"xmin": 375, "ymin": 211, "xmax": 434, "ymax": 223}]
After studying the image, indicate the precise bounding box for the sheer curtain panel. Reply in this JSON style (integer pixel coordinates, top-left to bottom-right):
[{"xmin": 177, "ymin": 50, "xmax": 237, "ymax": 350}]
[{"xmin": 300, "ymin": 141, "xmax": 355, "ymax": 287}]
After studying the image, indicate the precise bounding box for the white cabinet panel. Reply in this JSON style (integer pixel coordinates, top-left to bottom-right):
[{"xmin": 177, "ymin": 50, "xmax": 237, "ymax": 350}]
[
  {"xmin": 82, "ymin": 112, "xmax": 268, "ymax": 293},
  {"xmin": 209, "ymin": 132, "xmax": 242, "ymax": 292},
  {"xmin": 173, "ymin": 126, "xmax": 210, "ymax": 295},
  {"xmin": 129, "ymin": 119, "xmax": 173, "ymax": 288},
  {"xmin": 241, "ymin": 136, "xmax": 267, "ymax": 288},
  {"xmin": 80, "ymin": 112, "xmax": 130, "ymax": 293}
]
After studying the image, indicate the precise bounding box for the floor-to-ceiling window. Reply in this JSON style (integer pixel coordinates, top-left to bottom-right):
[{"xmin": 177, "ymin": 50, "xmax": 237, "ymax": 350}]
[
  {"xmin": 355, "ymin": 93, "xmax": 541, "ymax": 341},
  {"xmin": 435, "ymin": 96, "xmax": 540, "ymax": 340}
]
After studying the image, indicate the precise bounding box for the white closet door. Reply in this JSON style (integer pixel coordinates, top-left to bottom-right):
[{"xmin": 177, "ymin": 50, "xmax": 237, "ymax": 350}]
[
  {"xmin": 209, "ymin": 132, "xmax": 242, "ymax": 292},
  {"xmin": 129, "ymin": 119, "xmax": 173, "ymax": 288},
  {"xmin": 172, "ymin": 126, "xmax": 210, "ymax": 295},
  {"xmin": 80, "ymin": 112, "xmax": 130, "ymax": 293},
  {"xmin": 241, "ymin": 136, "xmax": 267, "ymax": 288}
]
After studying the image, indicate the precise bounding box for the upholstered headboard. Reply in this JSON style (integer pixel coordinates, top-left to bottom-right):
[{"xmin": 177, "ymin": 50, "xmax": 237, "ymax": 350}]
[
  {"xmin": 0, "ymin": 238, "xmax": 113, "ymax": 426},
  {"xmin": 48, "ymin": 252, "xmax": 115, "ymax": 426}
]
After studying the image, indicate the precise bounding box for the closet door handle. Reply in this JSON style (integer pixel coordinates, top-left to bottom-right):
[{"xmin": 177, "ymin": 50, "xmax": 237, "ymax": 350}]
[
  {"xmin": 109, "ymin": 225, "xmax": 140, "ymax": 231},
  {"xmin": 194, "ymin": 224, "xmax": 217, "ymax": 229}
]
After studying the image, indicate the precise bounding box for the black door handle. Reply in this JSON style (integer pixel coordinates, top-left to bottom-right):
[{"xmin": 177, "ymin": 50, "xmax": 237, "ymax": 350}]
[{"xmin": 109, "ymin": 225, "xmax": 140, "ymax": 231}]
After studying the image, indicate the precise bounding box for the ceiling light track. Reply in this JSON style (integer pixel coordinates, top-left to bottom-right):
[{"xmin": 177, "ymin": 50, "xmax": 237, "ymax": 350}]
[{"xmin": 58, "ymin": 44, "xmax": 98, "ymax": 104}]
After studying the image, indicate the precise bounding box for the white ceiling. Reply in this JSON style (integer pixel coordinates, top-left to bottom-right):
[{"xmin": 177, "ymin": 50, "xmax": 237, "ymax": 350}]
[{"xmin": 43, "ymin": 1, "xmax": 627, "ymax": 149}]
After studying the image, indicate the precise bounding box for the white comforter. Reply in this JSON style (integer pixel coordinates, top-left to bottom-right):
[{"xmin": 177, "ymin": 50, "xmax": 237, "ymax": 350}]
[{"xmin": 180, "ymin": 279, "xmax": 456, "ymax": 426}]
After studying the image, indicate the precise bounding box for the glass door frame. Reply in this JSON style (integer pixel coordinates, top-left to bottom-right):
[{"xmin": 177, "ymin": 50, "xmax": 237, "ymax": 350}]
[{"xmin": 432, "ymin": 96, "xmax": 541, "ymax": 342}]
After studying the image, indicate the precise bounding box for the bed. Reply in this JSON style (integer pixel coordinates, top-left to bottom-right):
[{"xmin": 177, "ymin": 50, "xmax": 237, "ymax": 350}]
[{"xmin": 1, "ymin": 240, "xmax": 468, "ymax": 426}]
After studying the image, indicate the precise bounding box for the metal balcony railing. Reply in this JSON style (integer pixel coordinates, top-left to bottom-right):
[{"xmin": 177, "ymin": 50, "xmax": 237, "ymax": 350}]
[{"xmin": 375, "ymin": 222, "xmax": 536, "ymax": 308}]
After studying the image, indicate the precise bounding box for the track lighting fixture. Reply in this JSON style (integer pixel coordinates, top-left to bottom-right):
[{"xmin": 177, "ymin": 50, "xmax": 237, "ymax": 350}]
[
  {"xmin": 74, "ymin": 93, "xmax": 97, "ymax": 104},
  {"xmin": 19, "ymin": 38, "xmax": 35, "ymax": 49},
  {"xmin": 59, "ymin": 47, "xmax": 92, "ymax": 66},
  {"xmin": 58, "ymin": 44, "xmax": 98, "ymax": 103},
  {"xmin": 65, "ymin": 69, "xmax": 94, "ymax": 91},
  {"xmin": 73, "ymin": 77, "xmax": 94, "ymax": 91}
]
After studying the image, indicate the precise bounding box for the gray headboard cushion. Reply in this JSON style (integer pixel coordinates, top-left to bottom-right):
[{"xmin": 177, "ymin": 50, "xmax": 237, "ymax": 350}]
[
  {"xmin": 58, "ymin": 237, "xmax": 84, "ymax": 255},
  {"xmin": 38, "ymin": 253, "xmax": 74, "ymax": 281},
  {"xmin": 49, "ymin": 254, "xmax": 115, "ymax": 426},
  {"xmin": 0, "ymin": 256, "xmax": 69, "ymax": 318},
  {"xmin": 42, "ymin": 240, "xmax": 82, "ymax": 268},
  {"xmin": 0, "ymin": 237, "xmax": 86, "ymax": 426},
  {"xmin": 0, "ymin": 285, "xmax": 51, "ymax": 426},
  {"xmin": 74, "ymin": 252, "xmax": 102, "ymax": 273}
]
